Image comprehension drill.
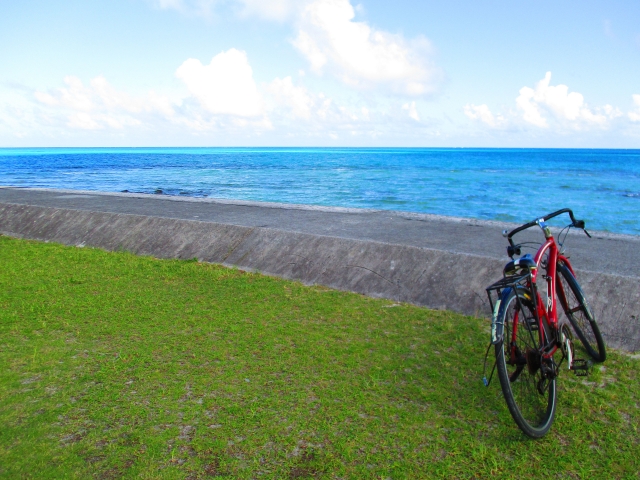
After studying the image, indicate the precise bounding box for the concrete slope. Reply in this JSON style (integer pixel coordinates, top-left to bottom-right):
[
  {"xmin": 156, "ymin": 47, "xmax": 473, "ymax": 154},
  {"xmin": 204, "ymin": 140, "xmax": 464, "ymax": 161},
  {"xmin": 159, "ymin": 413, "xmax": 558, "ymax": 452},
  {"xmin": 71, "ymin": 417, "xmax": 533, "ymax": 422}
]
[{"xmin": 1, "ymin": 187, "xmax": 638, "ymax": 352}]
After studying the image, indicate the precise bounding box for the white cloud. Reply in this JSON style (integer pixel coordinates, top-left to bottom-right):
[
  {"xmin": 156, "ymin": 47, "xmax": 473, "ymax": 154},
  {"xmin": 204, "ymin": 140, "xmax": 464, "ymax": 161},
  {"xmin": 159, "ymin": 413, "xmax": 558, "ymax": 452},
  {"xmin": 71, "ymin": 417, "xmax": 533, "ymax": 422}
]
[
  {"xmin": 151, "ymin": 0, "xmax": 299, "ymax": 19},
  {"xmin": 67, "ymin": 112, "xmax": 105, "ymax": 130},
  {"xmin": 265, "ymin": 77, "xmax": 361, "ymax": 127},
  {"xmin": 175, "ymin": 49, "xmax": 263, "ymax": 117},
  {"xmin": 464, "ymin": 104, "xmax": 505, "ymax": 128},
  {"xmin": 516, "ymin": 72, "xmax": 616, "ymax": 128},
  {"xmin": 22, "ymin": 51, "xmax": 270, "ymax": 138},
  {"xmin": 263, "ymin": 76, "xmax": 428, "ymax": 140},
  {"xmin": 629, "ymin": 94, "xmax": 640, "ymax": 122},
  {"xmin": 32, "ymin": 76, "xmax": 173, "ymax": 130},
  {"xmin": 516, "ymin": 84, "xmax": 548, "ymax": 127},
  {"xmin": 6, "ymin": 42, "xmax": 437, "ymax": 143},
  {"xmin": 34, "ymin": 76, "xmax": 94, "ymax": 112},
  {"xmin": 34, "ymin": 75, "xmax": 175, "ymax": 117},
  {"xmin": 402, "ymin": 101, "xmax": 420, "ymax": 121},
  {"xmin": 292, "ymin": 0, "xmax": 439, "ymax": 96},
  {"xmin": 237, "ymin": 0, "xmax": 298, "ymax": 21},
  {"xmin": 91, "ymin": 76, "xmax": 176, "ymax": 117},
  {"xmin": 465, "ymin": 72, "xmax": 628, "ymax": 133},
  {"xmin": 2, "ymin": 72, "xmax": 438, "ymax": 144},
  {"xmin": 267, "ymin": 76, "xmax": 314, "ymax": 119},
  {"xmin": 148, "ymin": 0, "xmax": 441, "ymax": 96}
]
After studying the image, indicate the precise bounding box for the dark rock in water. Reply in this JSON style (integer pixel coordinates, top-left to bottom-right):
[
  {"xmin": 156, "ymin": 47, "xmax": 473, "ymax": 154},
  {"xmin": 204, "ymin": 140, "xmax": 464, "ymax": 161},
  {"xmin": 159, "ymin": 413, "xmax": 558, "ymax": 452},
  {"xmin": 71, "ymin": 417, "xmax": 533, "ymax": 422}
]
[
  {"xmin": 121, "ymin": 190, "xmax": 129, "ymax": 193},
  {"xmin": 154, "ymin": 189, "xmax": 163, "ymax": 194}
]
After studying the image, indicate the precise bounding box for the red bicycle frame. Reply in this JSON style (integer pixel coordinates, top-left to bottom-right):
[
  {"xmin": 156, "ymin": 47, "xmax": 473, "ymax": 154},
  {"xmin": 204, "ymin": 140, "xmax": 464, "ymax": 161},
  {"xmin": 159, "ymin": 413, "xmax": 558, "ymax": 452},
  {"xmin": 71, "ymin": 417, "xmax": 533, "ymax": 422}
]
[{"xmin": 510, "ymin": 224, "xmax": 577, "ymax": 362}]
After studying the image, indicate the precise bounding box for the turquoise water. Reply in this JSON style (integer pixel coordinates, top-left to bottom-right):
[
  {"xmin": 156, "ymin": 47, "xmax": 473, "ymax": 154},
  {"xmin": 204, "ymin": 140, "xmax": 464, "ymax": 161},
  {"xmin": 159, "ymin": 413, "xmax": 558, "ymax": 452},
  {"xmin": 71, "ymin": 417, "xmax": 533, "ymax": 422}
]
[{"xmin": 1, "ymin": 147, "xmax": 639, "ymax": 235}]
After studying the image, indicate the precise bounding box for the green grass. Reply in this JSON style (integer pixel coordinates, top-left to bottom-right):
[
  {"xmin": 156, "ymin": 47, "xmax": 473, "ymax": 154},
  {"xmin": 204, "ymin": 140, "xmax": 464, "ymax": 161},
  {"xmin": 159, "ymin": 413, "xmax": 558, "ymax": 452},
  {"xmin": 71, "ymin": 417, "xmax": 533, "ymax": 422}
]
[{"xmin": 0, "ymin": 235, "xmax": 638, "ymax": 479}]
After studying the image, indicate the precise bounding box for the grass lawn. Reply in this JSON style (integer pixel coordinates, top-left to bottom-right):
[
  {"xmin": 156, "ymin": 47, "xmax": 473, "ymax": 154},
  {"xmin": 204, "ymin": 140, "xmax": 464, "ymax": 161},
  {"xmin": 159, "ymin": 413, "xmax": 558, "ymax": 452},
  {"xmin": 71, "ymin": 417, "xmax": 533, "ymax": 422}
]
[{"xmin": 0, "ymin": 235, "xmax": 638, "ymax": 479}]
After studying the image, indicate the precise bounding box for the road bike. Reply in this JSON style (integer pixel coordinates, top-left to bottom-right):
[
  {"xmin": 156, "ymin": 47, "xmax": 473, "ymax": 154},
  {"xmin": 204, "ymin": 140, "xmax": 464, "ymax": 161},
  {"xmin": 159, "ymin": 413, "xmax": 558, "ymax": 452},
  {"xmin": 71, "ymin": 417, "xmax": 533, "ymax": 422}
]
[{"xmin": 482, "ymin": 208, "xmax": 606, "ymax": 438}]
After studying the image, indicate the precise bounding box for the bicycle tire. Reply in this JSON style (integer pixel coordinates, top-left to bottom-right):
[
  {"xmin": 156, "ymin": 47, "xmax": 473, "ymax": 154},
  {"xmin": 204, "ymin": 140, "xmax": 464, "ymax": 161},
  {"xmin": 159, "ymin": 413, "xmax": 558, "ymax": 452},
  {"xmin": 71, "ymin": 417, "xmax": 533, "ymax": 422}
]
[
  {"xmin": 556, "ymin": 263, "xmax": 606, "ymax": 362},
  {"xmin": 495, "ymin": 287, "xmax": 557, "ymax": 438}
]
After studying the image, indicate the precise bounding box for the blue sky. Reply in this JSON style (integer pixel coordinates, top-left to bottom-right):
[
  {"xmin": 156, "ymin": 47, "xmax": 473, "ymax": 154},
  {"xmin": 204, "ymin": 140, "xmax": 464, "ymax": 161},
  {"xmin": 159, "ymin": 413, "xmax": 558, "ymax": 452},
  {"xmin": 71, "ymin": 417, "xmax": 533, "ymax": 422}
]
[{"xmin": 1, "ymin": 0, "xmax": 639, "ymax": 147}]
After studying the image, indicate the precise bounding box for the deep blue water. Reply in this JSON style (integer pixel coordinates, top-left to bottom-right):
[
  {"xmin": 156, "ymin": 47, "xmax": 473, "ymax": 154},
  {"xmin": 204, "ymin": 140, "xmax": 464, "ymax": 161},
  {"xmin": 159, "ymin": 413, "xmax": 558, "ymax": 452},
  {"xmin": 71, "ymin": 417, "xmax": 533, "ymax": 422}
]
[{"xmin": 1, "ymin": 147, "xmax": 639, "ymax": 235}]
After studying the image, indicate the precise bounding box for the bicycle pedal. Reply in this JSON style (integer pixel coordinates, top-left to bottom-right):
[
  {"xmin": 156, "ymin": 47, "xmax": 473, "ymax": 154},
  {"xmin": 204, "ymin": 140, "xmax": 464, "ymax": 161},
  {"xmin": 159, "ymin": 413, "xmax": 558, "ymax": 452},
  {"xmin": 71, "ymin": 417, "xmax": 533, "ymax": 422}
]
[{"xmin": 571, "ymin": 358, "xmax": 589, "ymax": 377}]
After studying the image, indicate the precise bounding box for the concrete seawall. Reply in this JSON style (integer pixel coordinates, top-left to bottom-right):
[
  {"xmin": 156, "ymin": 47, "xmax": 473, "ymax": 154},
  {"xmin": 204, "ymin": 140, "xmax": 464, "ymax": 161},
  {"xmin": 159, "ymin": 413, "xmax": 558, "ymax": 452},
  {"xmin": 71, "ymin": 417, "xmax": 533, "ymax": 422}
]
[{"xmin": 1, "ymin": 187, "xmax": 638, "ymax": 352}]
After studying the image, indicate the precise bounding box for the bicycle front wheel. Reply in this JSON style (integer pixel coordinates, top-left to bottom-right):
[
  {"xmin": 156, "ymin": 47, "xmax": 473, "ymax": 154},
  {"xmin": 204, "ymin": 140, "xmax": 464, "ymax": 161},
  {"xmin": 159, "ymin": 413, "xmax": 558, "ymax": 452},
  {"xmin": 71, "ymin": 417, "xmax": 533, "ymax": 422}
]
[
  {"xmin": 495, "ymin": 287, "xmax": 557, "ymax": 438},
  {"xmin": 556, "ymin": 263, "xmax": 606, "ymax": 362}
]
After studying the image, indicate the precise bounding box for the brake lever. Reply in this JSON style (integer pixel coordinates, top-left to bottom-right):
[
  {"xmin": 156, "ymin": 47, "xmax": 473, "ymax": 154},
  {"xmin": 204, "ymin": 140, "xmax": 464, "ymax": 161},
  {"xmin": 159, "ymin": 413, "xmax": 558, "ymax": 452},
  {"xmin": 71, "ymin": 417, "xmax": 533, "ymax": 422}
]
[{"xmin": 583, "ymin": 228, "xmax": 592, "ymax": 238}]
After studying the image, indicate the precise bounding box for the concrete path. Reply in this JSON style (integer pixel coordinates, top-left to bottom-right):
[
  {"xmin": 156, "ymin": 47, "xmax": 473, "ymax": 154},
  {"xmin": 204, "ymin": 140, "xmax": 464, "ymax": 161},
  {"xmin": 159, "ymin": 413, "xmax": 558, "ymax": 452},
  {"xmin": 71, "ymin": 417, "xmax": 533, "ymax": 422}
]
[{"xmin": 1, "ymin": 186, "xmax": 638, "ymax": 351}]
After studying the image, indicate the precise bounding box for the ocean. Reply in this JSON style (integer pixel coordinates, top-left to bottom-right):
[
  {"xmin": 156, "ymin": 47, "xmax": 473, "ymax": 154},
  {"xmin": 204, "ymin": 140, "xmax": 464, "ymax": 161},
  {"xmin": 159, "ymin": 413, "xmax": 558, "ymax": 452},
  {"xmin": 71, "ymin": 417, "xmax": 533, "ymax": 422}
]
[{"xmin": 1, "ymin": 147, "xmax": 638, "ymax": 235}]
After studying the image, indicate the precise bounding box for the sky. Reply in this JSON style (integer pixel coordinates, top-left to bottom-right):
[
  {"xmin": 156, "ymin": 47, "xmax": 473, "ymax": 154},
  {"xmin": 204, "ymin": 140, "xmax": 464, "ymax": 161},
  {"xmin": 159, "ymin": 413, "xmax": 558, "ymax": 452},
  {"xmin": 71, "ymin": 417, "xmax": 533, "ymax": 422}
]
[{"xmin": 1, "ymin": 0, "xmax": 640, "ymax": 147}]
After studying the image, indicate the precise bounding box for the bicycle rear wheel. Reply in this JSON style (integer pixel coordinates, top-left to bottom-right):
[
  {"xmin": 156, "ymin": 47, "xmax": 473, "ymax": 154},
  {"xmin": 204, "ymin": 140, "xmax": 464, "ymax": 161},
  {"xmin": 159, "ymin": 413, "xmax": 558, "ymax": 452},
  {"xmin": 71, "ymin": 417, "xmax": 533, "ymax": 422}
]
[
  {"xmin": 556, "ymin": 263, "xmax": 606, "ymax": 362},
  {"xmin": 495, "ymin": 287, "xmax": 557, "ymax": 438}
]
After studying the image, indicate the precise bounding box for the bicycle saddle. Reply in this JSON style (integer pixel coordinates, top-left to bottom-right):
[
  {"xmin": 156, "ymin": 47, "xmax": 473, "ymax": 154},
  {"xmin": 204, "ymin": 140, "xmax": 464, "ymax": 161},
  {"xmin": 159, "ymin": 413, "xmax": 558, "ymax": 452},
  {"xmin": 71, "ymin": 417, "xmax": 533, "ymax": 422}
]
[{"xmin": 503, "ymin": 254, "xmax": 537, "ymax": 276}]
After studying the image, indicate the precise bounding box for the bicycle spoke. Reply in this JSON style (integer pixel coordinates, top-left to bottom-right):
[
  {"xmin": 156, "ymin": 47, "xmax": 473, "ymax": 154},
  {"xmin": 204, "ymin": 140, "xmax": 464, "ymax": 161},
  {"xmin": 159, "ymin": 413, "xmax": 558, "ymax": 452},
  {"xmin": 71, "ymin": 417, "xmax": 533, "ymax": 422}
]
[
  {"xmin": 495, "ymin": 288, "xmax": 556, "ymax": 438},
  {"xmin": 557, "ymin": 264, "xmax": 606, "ymax": 362}
]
